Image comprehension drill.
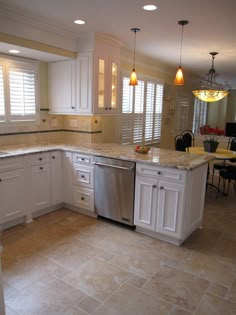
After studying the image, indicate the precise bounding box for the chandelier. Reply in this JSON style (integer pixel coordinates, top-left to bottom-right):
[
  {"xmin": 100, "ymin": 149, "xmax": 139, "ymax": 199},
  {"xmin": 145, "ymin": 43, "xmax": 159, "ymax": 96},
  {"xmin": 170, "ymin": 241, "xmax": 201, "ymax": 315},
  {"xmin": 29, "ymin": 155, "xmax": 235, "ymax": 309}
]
[{"xmin": 192, "ymin": 52, "xmax": 230, "ymax": 102}]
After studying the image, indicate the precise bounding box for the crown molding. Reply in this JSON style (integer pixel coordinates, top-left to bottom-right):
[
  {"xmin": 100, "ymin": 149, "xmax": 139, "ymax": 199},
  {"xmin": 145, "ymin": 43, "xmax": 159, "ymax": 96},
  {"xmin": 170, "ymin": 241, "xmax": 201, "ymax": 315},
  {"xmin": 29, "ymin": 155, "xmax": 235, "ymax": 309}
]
[{"xmin": 0, "ymin": 3, "xmax": 79, "ymax": 40}]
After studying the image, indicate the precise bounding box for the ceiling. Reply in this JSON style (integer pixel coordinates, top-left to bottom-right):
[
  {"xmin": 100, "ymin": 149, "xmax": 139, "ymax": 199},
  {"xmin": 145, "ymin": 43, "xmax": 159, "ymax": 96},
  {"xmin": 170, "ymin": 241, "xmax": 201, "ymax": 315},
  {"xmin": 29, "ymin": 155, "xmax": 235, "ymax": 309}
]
[{"xmin": 0, "ymin": 0, "xmax": 236, "ymax": 87}]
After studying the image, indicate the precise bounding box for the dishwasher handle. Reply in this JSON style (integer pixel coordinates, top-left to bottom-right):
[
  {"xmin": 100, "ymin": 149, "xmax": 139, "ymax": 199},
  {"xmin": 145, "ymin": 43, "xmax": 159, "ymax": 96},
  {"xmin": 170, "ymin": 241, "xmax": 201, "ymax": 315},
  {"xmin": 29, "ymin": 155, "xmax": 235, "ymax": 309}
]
[{"xmin": 93, "ymin": 161, "xmax": 134, "ymax": 172}]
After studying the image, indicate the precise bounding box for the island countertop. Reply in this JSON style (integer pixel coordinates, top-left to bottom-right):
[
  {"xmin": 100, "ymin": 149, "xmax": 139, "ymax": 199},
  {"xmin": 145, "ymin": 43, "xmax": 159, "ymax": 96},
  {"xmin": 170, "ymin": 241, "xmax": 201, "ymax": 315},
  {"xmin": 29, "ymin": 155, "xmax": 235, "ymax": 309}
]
[{"xmin": 0, "ymin": 143, "xmax": 214, "ymax": 170}]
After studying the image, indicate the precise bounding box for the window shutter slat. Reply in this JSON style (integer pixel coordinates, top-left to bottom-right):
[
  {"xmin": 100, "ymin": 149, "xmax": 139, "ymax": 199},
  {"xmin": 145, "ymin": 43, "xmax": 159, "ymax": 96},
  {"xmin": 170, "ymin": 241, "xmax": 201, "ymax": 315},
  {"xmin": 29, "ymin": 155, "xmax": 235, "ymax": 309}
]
[{"xmin": 0, "ymin": 64, "xmax": 5, "ymax": 121}]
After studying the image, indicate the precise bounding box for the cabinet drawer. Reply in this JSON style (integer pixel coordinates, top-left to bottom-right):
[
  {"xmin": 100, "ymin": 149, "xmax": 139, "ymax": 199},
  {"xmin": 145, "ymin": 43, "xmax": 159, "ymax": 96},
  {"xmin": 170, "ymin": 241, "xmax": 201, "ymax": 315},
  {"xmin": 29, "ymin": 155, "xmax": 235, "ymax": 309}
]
[
  {"xmin": 73, "ymin": 186, "xmax": 94, "ymax": 212},
  {"xmin": 73, "ymin": 153, "xmax": 93, "ymax": 165},
  {"xmin": 136, "ymin": 163, "xmax": 186, "ymax": 183},
  {"xmin": 0, "ymin": 156, "xmax": 25, "ymax": 172},
  {"xmin": 29, "ymin": 152, "xmax": 50, "ymax": 166},
  {"xmin": 73, "ymin": 164, "xmax": 94, "ymax": 188}
]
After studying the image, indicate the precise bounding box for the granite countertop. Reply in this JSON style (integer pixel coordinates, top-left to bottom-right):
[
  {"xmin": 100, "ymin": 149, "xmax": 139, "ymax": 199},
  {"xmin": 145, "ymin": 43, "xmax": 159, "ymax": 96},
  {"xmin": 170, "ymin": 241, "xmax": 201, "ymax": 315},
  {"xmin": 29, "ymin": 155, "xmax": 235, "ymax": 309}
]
[{"xmin": 0, "ymin": 143, "xmax": 214, "ymax": 170}]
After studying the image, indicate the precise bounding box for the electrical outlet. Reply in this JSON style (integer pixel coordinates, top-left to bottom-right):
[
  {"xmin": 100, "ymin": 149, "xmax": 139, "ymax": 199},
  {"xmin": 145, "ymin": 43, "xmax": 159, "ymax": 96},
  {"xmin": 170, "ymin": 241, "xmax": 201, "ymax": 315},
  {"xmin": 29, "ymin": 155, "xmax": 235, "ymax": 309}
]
[
  {"xmin": 51, "ymin": 119, "xmax": 57, "ymax": 127},
  {"xmin": 70, "ymin": 119, "xmax": 78, "ymax": 127}
]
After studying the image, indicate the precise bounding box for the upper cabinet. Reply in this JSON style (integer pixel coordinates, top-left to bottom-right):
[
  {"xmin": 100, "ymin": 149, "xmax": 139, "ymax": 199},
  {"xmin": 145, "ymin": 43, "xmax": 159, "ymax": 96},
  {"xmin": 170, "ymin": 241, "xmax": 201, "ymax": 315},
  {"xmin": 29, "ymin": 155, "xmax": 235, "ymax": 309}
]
[{"xmin": 48, "ymin": 34, "xmax": 121, "ymax": 115}]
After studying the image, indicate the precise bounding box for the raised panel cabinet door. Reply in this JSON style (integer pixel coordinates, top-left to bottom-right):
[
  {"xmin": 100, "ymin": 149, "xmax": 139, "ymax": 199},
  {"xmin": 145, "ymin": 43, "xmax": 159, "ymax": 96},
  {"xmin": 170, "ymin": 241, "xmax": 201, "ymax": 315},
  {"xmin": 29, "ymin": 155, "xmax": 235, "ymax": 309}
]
[
  {"xmin": 156, "ymin": 180, "xmax": 184, "ymax": 239},
  {"xmin": 29, "ymin": 164, "xmax": 51, "ymax": 213},
  {"xmin": 50, "ymin": 151, "xmax": 63, "ymax": 205},
  {"xmin": 0, "ymin": 169, "xmax": 26, "ymax": 224},
  {"xmin": 134, "ymin": 176, "xmax": 157, "ymax": 231},
  {"xmin": 49, "ymin": 60, "xmax": 76, "ymax": 114}
]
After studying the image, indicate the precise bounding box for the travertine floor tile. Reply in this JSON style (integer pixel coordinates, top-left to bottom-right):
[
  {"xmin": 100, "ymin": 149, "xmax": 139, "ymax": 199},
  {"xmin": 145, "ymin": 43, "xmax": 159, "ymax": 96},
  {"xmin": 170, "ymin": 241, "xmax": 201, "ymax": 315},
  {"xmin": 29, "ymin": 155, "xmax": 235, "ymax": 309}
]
[
  {"xmin": 76, "ymin": 296, "xmax": 101, "ymax": 313},
  {"xmin": 143, "ymin": 266, "xmax": 209, "ymax": 312},
  {"xmin": 5, "ymin": 278, "xmax": 85, "ymax": 315},
  {"xmin": 207, "ymin": 282, "xmax": 228, "ymax": 298},
  {"xmin": 126, "ymin": 274, "xmax": 147, "ymax": 288},
  {"xmin": 168, "ymin": 306, "xmax": 192, "ymax": 315},
  {"xmin": 227, "ymin": 278, "xmax": 236, "ymax": 303},
  {"xmin": 65, "ymin": 306, "xmax": 88, "ymax": 315},
  {"xmin": 63, "ymin": 257, "xmax": 131, "ymax": 302},
  {"xmin": 179, "ymin": 252, "xmax": 236, "ymax": 286},
  {"xmin": 195, "ymin": 293, "xmax": 236, "ymax": 315},
  {"xmin": 93, "ymin": 284, "xmax": 172, "ymax": 315}
]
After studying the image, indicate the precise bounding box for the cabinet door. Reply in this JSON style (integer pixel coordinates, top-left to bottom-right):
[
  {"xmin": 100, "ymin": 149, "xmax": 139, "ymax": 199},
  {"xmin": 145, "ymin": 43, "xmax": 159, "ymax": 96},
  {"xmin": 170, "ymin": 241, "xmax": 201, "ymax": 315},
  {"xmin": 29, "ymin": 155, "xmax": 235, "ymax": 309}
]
[
  {"xmin": 62, "ymin": 151, "xmax": 73, "ymax": 205},
  {"xmin": 134, "ymin": 176, "xmax": 157, "ymax": 231},
  {"xmin": 49, "ymin": 60, "xmax": 75, "ymax": 114},
  {"xmin": 156, "ymin": 180, "xmax": 184, "ymax": 239},
  {"xmin": 0, "ymin": 169, "xmax": 26, "ymax": 223},
  {"xmin": 29, "ymin": 164, "xmax": 51, "ymax": 213},
  {"xmin": 76, "ymin": 52, "xmax": 93, "ymax": 114},
  {"xmin": 50, "ymin": 151, "xmax": 63, "ymax": 205}
]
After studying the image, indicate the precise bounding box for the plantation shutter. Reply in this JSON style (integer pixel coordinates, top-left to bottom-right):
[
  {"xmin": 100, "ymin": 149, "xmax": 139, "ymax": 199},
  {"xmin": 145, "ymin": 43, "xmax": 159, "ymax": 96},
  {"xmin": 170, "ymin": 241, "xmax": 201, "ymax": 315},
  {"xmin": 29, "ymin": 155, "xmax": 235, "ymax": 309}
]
[
  {"xmin": 145, "ymin": 82, "xmax": 155, "ymax": 144},
  {"xmin": 154, "ymin": 84, "xmax": 164, "ymax": 142},
  {"xmin": 121, "ymin": 77, "xmax": 133, "ymax": 144},
  {"xmin": 192, "ymin": 99, "xmax": 207, "ymax": 134},
  {"xmin": 0, "ymin": 62, "xmax": 5, "ymax": 121},
  {"xmin": 176, "ymin": 96, "xmax": 190, "ymax": 133},
  {"xmin": 7, "ymin": 61, "xmax": 37, "ymax": 121},
  {"xmin": 133, "ymin": 80, "xmax": 144, "ymax": 143}
]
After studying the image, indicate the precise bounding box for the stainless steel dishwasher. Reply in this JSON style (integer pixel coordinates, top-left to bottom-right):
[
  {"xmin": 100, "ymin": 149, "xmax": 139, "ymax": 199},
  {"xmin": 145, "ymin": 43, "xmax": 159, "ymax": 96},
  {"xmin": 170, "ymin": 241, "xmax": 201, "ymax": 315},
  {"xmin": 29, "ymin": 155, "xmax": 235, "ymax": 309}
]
[{"xmin": 93, "ymin": 156, "xmax": 135, "ymax": 226}]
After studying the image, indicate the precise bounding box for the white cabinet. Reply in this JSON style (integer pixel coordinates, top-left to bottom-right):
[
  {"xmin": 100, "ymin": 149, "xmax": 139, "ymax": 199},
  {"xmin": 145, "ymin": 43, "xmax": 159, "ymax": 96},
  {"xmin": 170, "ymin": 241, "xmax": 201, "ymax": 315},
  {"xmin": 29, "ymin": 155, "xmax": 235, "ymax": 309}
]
[
  {"xmin": 134, "ymin": 163, "xmax": 186, "ymax": 244},
  {"xmin": 49, "ymin": 60, "xmax": 76, "ymax": 114},
  {"xmin": 29, "ymin": 162, "xmax": 51, "ymax": 213},
  {"xmin": 50, "ymin": 151, "xmax": 63, "ymax": 205},
  {"xmin": 28, "ymin": 151, "xmax": 62, "ymax": 215},
  {"xmin": 72, "ymin": 153, "xmax": 94, "ymax": 212},
  {"xmin": 0, "ymin": 166, "xmax": 26, "ymax": 225}
]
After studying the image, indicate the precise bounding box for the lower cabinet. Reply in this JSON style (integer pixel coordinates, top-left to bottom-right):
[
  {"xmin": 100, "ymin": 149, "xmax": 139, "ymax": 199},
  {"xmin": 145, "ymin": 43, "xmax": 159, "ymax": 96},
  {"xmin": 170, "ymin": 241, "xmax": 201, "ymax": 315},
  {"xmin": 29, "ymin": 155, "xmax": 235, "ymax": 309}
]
[
  {"xmin": 0, "ymin": 168, "xmax": 27, "ymax": 224},
  {"xmin": 73, "ymin": 186, "xmax": 94, "ymax": 212}
]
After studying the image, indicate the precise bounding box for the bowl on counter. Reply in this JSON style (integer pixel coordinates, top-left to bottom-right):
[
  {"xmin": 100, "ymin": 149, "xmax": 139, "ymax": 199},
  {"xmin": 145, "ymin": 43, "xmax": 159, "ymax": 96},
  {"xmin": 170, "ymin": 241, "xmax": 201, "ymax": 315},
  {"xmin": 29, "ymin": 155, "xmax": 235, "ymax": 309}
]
[{"xmin": 134, "ymin": 145, "xmax": 150, "ymax": 154}]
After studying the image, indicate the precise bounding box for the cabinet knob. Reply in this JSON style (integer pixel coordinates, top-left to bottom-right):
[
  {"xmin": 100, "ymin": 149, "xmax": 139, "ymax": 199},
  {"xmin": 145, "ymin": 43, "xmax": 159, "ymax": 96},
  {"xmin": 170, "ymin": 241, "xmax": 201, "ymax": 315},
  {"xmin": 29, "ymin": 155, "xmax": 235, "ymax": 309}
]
[
  {"xmin": 105, "ymin": 107, "xmax": 108, "ymax": 110},
  {"xmin": 40, "ymin": 166, "xmax": 43, "ymax": 170},
  {"xmin": 0, "ymin": 178, "xmax": 2, "ymax": 182},
  {"xmin": 81, "ymin": 158, "xmax": 85, "ymax": 161},
  {"xmin": 71, "ymin": 106, "xmax": 75, "ymax": 109},
  {"xmin": 152, "ymin": 185, "xmax": 157, "ymax": 188},
  {"xmin": 81, "ymin": 175, "xmax": 85, "ymax": 178},
  {"xmin": 157, "ymin": 171, "xmax": 161, "ymax": 175},
  {"xmin": 109, "ymin": 107, "xmax": 111, "ymax": 110},
  {"xmin": 81, "ymin": 197, "xmax": 85, "ymax": 201},
  {"xmin": 39, "ymin": 157, "xmax": 42, "ymax": 161},
  {"xmin": 52, "ymin": 156, "xmax": 55, "ymax": 159},
  {"xmin": 160, "ymin": 186, "xmax": 164, "ymax": 190}
]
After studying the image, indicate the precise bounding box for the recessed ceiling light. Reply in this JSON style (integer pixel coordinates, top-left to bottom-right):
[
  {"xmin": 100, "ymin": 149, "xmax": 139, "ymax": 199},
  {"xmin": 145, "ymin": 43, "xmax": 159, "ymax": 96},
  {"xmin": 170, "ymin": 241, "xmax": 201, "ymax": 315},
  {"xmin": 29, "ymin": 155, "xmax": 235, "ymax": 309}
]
[
  {"xmin": 74, "ymin": 19, "xmax": 86, "ymax": 25},
  {"xmin": 9, "ymin": 49, "xmax": 20, "ymax": 54},
  {"xmin": 143, "ymin": 4, "xmax": 158, "ymax": 11}
]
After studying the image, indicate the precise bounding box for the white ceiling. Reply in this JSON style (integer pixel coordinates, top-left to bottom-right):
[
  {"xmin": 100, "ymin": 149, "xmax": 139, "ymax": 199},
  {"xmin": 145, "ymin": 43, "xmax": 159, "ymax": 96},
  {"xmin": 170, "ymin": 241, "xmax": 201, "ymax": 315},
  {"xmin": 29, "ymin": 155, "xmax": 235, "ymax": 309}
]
[{"xmin": 0, "ymin": 0, "xmax": 236, "ymax": 87}]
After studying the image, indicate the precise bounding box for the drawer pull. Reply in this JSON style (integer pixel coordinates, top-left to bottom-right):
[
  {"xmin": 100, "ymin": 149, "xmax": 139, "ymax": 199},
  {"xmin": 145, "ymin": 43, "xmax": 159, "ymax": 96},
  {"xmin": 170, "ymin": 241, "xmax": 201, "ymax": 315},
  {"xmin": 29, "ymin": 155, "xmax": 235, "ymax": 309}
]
[
  {"xmin": 152, "ymin": 185, "xmax": 157, "ymax": 188},
  {"xmin": 81, "ymin": 197, "xmax": 85, "ymax": 201},
  {"xmin": 52, "ymin": 156, "xmax": 55, "ymax": 159},
  {"xmin": 40, "ymin": 167, "xmax": 43, "ymax": 170},
  {"xmin": 160, "ymin": 186, "xmax": 164, "ymax": 190},
  {"xmin": 81, "ymin": 158, "xmax": 85, "ymax": 161},
  {"xmin": 39, "ymin": 157, "xmax": 42, "ymax": 161},
  {"xmin": 157, "ymin": 171, "xmax": 161, "ymax": 175},
  {"xmin": 81, "ymin": 175, "xmax": 85, "ymax": 178}
]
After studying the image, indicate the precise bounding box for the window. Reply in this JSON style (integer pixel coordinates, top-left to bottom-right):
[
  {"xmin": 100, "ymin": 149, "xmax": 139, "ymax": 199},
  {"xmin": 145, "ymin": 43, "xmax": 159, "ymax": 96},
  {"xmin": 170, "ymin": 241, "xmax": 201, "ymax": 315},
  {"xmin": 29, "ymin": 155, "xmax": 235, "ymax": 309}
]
[
  {"xmin": 192, "ymin": 98, "xmax": 207, "ymax": 134},
  {"xmin": 0, "ymin": 56, "xmax": 39, "ymax": 124},
  {"xmin": 121, "ymin": 77, "xmax": 164, "ymax": 145}
]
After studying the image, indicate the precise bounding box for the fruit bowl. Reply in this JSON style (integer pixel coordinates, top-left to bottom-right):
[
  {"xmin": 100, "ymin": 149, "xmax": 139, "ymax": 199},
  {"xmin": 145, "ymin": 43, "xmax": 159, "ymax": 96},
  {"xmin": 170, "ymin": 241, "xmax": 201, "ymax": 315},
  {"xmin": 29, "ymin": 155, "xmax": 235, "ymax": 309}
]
[{"xmin": 135, "ymin": 145, "xmax": 150, "ymax": 154}]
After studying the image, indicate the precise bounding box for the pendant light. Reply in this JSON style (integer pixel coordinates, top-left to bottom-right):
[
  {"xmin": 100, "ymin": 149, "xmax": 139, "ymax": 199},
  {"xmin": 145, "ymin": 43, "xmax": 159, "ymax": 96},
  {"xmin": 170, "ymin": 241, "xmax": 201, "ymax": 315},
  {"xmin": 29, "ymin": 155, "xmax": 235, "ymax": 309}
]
[
  {"xmin": 129, "ymin": 27, "xmax": 140, "ymax": 86},
  {"xmin": 174, "ymin": 20, "xmax": 189, "ymax": 86},
  {"xmin": 192, "ymin": 52, "xmax": 230, "ymax": 102}
]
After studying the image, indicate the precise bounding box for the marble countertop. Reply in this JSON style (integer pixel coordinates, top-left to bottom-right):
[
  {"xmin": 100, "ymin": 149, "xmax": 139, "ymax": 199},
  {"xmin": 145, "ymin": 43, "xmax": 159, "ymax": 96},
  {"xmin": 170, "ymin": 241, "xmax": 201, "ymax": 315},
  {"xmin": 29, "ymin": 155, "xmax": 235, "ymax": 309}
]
[{"xmin": 0, "ymin": 143, "xmax": 214, "ymax": 170}]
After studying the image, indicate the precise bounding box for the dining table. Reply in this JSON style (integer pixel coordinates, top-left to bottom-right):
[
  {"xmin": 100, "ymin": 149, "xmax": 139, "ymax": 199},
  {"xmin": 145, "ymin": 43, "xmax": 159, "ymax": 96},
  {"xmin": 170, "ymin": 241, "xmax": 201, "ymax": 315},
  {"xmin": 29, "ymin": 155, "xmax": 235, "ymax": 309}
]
[{"xmin": 188, "ymin": 146, "xmax": 236, "ymax": 196}]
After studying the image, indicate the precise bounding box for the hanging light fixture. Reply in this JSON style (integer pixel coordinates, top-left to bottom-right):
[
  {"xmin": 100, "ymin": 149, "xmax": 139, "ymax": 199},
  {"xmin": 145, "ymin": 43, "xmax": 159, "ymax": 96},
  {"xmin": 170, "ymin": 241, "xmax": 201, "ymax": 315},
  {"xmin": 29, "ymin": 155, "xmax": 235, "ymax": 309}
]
[
  {"xmin": 174, "ymin": 20, "xmax": 189, "ymax": 86},
  {"xmin": 192, "ymin": 52, "xmax": 230, "ymax": 102},
  {"xmin": 129, "ymin": 27, "xmax": 140, "ymax": 86}
]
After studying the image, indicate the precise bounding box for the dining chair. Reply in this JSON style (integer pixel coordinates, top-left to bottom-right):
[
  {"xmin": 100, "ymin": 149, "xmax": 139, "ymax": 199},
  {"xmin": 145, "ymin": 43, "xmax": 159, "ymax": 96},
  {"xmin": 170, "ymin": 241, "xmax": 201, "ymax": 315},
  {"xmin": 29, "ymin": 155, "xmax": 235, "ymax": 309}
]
[
  {"xmin": 174, "ymin": 135, "xmax": 187, "ymax": 152},
  {"xmin": 212, "ymin": 137, "xmax": 236, "ymax": 184},
  {"xmin": 180, "ymin": 130, "xmax": 195, "ymax": 149},
  {"xmin": 217, "ymin": 165, "xmax": 236, "ymax": 198}
]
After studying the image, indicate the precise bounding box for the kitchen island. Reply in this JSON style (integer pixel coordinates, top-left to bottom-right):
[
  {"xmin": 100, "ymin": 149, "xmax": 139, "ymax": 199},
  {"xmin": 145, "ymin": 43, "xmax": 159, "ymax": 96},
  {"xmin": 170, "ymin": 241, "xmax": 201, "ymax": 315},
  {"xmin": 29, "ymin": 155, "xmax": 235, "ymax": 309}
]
[{"xmin": 0, "ymin": 143, "xmax": 213, "ymax": 245}]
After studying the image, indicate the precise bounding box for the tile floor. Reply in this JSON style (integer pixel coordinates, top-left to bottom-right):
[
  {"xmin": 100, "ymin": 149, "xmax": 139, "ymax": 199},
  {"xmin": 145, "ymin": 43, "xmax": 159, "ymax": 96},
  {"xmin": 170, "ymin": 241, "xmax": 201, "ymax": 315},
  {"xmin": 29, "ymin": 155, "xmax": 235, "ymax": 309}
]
[{"xmin": 1, "ymin": 185, "xmax": 236, "ymax": 315}]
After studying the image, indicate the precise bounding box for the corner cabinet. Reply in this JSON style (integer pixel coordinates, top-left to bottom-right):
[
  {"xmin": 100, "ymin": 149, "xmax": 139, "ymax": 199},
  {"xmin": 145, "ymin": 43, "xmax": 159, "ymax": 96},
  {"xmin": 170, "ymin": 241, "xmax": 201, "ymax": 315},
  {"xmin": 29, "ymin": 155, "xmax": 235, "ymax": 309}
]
[
  {"xmin": 134, "ymin": 163, "xmax": 207, "ymax": 245},
  {"xmin": 48, "ymin": 36, "xmax": 121, "ymax": 115},
  {"xmin": 49, "ymin": 60, "xmax": 76, "ymax": 114}
]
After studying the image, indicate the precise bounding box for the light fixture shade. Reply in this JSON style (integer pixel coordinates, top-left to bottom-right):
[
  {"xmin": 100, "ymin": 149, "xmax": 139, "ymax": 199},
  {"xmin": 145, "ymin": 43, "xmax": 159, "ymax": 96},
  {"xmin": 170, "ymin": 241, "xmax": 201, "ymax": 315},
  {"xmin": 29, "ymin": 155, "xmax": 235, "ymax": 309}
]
[
  {"xmin": 192, "ymin": 89, "xmax": 229, "ymax": 102},
  {"xmin": 192, "ymin": 52, "xmax": 230, "ymax": 103},
  {"xmin": 174, "ymin": 66, "xmax": 184, "ymax": 85},
  {"xmin": 129, "ymin": 69, "xmax": 138, "ymax": 86}
]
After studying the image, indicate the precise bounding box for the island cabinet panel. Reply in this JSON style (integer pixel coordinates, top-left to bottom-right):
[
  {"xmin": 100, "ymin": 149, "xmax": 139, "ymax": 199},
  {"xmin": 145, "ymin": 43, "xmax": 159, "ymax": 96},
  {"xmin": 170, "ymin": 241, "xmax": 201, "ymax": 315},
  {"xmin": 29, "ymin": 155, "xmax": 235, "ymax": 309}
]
[
  {"xmin": 134, "ymin": 176, "xmax": 157, "ymax": 231},
  {"xmin": 134, "ymin": 162, "xmax": 206, "ymax": 245},
  {"xmin": 156, "ymin": 180, "xmax": 184, "ymax": 239}
]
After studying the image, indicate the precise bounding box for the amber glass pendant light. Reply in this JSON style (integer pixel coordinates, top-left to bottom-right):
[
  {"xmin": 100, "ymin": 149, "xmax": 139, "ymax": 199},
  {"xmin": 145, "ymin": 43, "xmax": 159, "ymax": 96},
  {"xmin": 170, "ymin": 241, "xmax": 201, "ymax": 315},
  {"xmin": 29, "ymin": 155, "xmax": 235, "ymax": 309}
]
[
  {"xmin": 129, "ymin": 27, "xmax": 140, "ymax": 86},
  {"xmin": 174, "ymin": 20, "xmax": 189, "ymax": 85}
]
